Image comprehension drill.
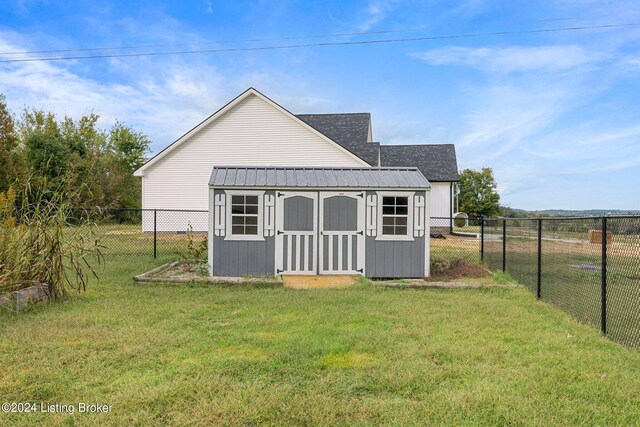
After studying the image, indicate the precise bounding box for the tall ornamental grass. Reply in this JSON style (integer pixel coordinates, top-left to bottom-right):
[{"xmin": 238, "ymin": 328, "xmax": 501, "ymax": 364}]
[{"xmin": 0, "ymin": 185, "xmax": 103, "ymax": 299}]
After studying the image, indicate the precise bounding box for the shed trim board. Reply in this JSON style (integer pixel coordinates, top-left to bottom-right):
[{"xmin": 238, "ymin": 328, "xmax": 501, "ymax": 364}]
[{"xmin": 209, "ymin": 166, "xmax": 430, "ymax": 278}]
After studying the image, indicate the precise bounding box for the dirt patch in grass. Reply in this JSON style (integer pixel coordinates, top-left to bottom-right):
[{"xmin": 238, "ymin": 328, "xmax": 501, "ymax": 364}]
[
  {"xmin": 429, "ymin": 259, "xmax": 490, "ymax": 282},
  {"xmin": 134, "ymin": 261, "xmax": 282, "ymax": 285},
  {"xmin": 153, "ymin": 262, "xmax": 205, "ymax": 280}
]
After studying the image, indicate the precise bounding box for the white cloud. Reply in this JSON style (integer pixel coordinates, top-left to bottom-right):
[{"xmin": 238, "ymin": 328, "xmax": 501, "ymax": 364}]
[
  {"xmin": 0, "ymin": 37, "xmax": 227, "ymax": 152},
  {"xmin": 411, "ymin": 45, "xmax": 606, "ymax": 74},
  {"xmin": 407, "ymin": 38, "xmax": 640, "ymax": 208},
  {"xmin": 355, "ymin": 1, "xmax": 398, "ymax": 31},
  {"xmin": 0, "ymin": 30, "xmax": 330, "ymax": 154}
]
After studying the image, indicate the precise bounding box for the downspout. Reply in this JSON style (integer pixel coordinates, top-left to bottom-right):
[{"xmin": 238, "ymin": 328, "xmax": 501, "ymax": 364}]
[{"xmin": 449, "ymin": 182, "xmax": 453, "ymax": 234}]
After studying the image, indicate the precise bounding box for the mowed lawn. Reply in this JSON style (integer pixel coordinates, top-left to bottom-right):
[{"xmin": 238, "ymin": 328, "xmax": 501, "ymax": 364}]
[{"xmin": 1, "ymin": 255, "xmax": 640, "ymax": 426}]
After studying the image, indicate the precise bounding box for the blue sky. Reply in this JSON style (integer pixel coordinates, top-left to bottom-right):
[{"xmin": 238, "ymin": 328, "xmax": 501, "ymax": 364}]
[{"xmin": 1, "ymin": 1, "xmax": 639, "ymax": 210}]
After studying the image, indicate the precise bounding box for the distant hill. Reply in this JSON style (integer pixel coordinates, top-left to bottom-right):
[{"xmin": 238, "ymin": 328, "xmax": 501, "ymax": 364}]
[{"xmin": 509, "ymin": 208, "xmax": 640, "ymax": 217}]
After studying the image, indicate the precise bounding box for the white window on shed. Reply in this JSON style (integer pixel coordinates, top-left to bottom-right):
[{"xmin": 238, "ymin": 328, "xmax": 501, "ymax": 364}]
[
  {"xmin": 375, "ymin": 191, "xmax": 415, "ymax": 241},
  {"xmin": 231, "ymin": 195, "xmax": 259, "ymax": 235},
  {"xmin": 225, "ymin": 191, "xmax": 265, "ymax": 240},
  {"xmin": 381, "ymin": 196, "xmax": 409, "ymax": 236}
]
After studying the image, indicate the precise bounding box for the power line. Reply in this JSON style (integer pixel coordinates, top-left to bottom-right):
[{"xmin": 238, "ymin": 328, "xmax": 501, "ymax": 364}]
[
  {"xmin": 0, "ymin": 22, "xmax": 636, "ymax": 64},
  {"xmin": 0, "ymin": 14, "xmax": 623, "ymax": 56},
  {"xmin": 0, "ymin": 27, "xmax": 431, "ymax": 56}
]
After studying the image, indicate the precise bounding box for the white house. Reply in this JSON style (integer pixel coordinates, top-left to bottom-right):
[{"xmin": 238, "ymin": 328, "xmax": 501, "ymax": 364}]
[{"xmin": 133, "ymin": 88, "xmax": 459, "ymax": 231}]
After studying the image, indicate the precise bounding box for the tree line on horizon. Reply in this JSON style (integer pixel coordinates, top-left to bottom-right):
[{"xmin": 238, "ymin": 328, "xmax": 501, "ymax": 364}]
[{"xmin": 0, "ymin": 94, "xmax": 150, "ymax": 209}]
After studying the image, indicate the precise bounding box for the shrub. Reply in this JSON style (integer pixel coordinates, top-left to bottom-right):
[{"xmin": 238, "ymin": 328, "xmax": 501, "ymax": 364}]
[
  {"xmin": 176, "ymin": 223, "xmax": 208, "ymax": 276},
  {"xmin": 0, "ymin": 184, "xmax": 103, "ymax": 299},
  {"xmin": 454, "ymin": 215, "xmax": 467, "ymax": 228},
  {"xmin": 430, "ymin": 256, "xmax": 451, "ymax": 275}
]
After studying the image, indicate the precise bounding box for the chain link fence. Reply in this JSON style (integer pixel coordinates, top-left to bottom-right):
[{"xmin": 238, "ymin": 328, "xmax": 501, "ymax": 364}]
[
  {"xmin": 82, "ymin": 209, "xmax": 484, "ymax": 265},
  {"xmin": 430, "ymin": 216, "xmax": 482, "ymax": 266},
  {"xmin": 77, "ymin": 208, "xmax": 639, "ymax": 348},
  {"xmin": 483, "ymin": 216, "xmax": 640, "ymax": 349},
  {"xmin": 75, "ymin": 208, "xmax": 208, "ymax": 258}
]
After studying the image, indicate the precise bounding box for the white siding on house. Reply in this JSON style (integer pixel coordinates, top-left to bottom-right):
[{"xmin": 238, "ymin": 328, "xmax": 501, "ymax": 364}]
[
  {"xmin": 429, "ymin": 182, "xmax": 452, "ymax": 219},
  {"xmin": 141, "ymin": 94, "xmax": 366, "ymax": 231}
]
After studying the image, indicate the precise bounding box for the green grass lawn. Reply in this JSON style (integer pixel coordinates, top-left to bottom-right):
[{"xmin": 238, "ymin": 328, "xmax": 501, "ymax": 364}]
[
  {"xmin": 484, "ymin": 235, "xmax": 640, "ymax": 349},
  {"xmin": 2, "ymin": 254, "xmax": 640, "ymax": 425}
]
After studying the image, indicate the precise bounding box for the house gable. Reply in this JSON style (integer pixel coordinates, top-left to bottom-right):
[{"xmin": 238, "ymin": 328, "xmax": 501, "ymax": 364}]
[
  {"xmin": 137, "ymin": 89, "xmax": 369, "ymax": 210},
  {"xmin": 134, "ymin": 88, "xmax": 369, "ymax": 177}
]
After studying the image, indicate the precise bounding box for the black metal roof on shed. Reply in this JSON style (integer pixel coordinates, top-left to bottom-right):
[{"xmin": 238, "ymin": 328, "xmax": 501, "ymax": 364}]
[{"xmin": 209, "ymin": 166, "xmax": 430, "ymax": 189}]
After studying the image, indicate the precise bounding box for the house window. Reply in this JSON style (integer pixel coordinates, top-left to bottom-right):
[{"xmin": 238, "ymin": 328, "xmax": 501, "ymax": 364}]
[
  {"xmin": 224, "ymin": 190, "xmax": 264, "ymax": 241},
  {"xmin": 231, "ymin": 195, "xmax": 259, "ymax": 235},
  {"xmin": 381, "ymin": 196, "xmax": 409, "ymax": 236}
]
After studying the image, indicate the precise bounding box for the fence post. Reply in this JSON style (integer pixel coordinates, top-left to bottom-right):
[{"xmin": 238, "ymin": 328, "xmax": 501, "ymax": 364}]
[
  {"xmin": 537, "ymin": 217, "xmax": 542, "ymax": 299},
  {"xmin": 601, "ymin": 216, "xmax": 607, "ymax": 335},
  {"xmin": 502, "ymin": 219, "xmax": 506, "ymax": 272},
  {"xmin": 480, "ymin": 215, "xmax": 485, "ymax": 262},
  {"xmin": 153, "ymin": 209, "xmax": 157, "ymax": 259}
]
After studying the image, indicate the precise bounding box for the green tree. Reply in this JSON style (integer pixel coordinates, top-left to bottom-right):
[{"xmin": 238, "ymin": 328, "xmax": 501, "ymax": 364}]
[
  {"xmin": 458, "ymin": 168, "xmax": 501, "ymax": 217},
  {"xmin": 0, "ymin": 95, "xmax": 20, "ymax": 193},
  {"xmin": 2, "ymin": 97, "xmax": 150, "ymax": 209},
  {"xmin": 24, "ymin": 132, "xmax": 70, "ymax": 185},
  {"xmin": 103, "ymin": 122, "xmax": 150, "ymax": 208},
  {"xmin": 108, "ymin": 121, "xmax": 150, "ymax": 173}
]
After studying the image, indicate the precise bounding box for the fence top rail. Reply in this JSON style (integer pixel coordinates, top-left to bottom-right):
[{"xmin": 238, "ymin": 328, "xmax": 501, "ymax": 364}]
[
  {"xmin": 486, "ymin": 214, "xmax": 640, "ymax": 221},
  {"xmin": 431, "ymin": 216, "xmax": 482, "ymax": 220},
  {"xmin": 73, "ymin": 209, "xmax": 640, "ymax": 219},
  {"xmin": 75, "ymin": 207, "xmax": 209, "ymax": 213}
]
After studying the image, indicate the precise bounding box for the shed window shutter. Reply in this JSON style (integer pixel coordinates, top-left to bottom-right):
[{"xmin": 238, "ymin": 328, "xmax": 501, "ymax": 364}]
[
  {"xmin": 214, "ymin": 193, "xmax": 226, "ymax": 236},
  {"xmin": 366, "ymin": 194, "xmax": 377, "ymax": 236},
  {"xmin": 264, "ymin": 194, "xmax": 275, "ymax": 237},
  {"xmin": 414, "ymin": 194, "xmax": 425, "ymax": 237}
]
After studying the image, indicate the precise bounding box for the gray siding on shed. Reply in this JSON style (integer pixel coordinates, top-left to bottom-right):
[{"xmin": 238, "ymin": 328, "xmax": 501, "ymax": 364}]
[
  {"xmin": 365, "ymin": 237, "xmax": 425, "ymax": 278},
  {"xmin": 212, "ymin": 189, "xmax": 276, "ymax": 277},
  {"xmin": 213, "ymin": 237, "xmax": 275, "ymax": 276},
  {"xmin": 364, "ymin": 190, "xmax": 427, "ymax": 278}
]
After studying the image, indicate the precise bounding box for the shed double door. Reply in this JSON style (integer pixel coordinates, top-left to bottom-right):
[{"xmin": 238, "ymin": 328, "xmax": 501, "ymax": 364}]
[{"xmin": 275, "ymin": 191, "xmax": 364, "ymax": 275}]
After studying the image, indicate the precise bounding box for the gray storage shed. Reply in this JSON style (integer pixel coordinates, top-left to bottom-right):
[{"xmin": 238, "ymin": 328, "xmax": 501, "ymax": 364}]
[{"xmin": 208, "ymin": 166, "xmax": 431, "ymax": 278}]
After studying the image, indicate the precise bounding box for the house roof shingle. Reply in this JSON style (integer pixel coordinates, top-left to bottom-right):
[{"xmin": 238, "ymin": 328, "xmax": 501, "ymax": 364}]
[
  {"xmin": 209, "ymin": 166, "xmax": 430, "ymax": 189},
  {"xmin": 296, "ymin": 113, "xmax": 459, "ymax": 182},
  {"xmin": 380, "ymin": 144, "xmax": 460, "ymax": 182},
  {"xmin": 296, "ymin": 113, "xmax": 379, "ymax": 166}
]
